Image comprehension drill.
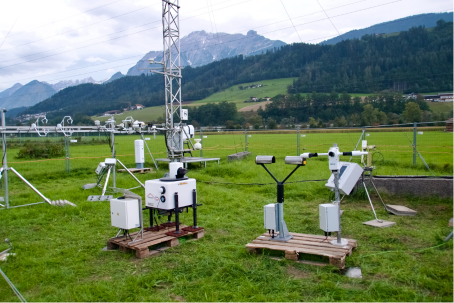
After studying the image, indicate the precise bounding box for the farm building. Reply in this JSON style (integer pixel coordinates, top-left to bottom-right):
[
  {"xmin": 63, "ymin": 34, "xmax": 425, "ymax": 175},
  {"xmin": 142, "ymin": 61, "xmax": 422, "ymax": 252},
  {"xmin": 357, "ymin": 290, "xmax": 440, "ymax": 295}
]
[{"xmin": 446, "ymin": 118, "xmax": 453, "ymax": 132}]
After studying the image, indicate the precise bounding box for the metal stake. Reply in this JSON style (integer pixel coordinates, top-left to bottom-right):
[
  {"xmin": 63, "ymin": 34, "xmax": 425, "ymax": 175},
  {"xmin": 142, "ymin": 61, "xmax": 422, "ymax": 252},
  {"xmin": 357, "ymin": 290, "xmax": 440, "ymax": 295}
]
[
  {"xmin": 413, "ymin": 122, "xmax": 417, "ymax": 165},
  {"xmin": 111, "ymin": 131, "xmax": 116, "ymax": 189}
]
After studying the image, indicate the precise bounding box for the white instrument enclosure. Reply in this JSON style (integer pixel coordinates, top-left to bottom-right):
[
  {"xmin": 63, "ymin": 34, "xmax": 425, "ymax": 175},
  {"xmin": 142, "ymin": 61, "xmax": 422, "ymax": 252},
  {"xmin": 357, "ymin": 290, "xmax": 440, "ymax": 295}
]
[
  {"xmin": 319, "ymin": 204, "xmax": 339, "ymax": 232},
  {"xmin": 264, "ymin": 203, "xmax": 277, "ymax": 230},
  {"xmin": 110, "ymin": 198, "xmax": 140, "ymax": 230},
  {"xmin": 145, "ymin": 178, "xmax": 196, "ymax": 210},
  {"xmin": 325, "ymin": 161, "xmax": 363, "ymax": 195},
  {"xmin": 134, "ymin": 140, "xmax": 145, "ymax": 164}
]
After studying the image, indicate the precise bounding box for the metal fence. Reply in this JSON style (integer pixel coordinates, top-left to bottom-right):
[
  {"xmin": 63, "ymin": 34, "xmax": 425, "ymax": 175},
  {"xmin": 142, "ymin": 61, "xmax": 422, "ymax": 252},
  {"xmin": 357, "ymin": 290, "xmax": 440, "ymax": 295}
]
[{"xmin": 0, "ymin": 122, "xmax": 452, "ymax": 179}]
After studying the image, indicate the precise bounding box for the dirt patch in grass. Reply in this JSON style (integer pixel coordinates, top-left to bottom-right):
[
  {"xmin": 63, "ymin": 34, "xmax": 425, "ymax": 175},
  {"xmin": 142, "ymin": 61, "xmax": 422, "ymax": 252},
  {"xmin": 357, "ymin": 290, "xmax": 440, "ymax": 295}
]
[
  {"xmin": 371, "ymin": 272, "xmax": 390, "ymax": 280},
  {"xmin": 287, "ymin": 266, "xmax": 311, "ymax": 279},
  {"xmin": 170, "ymin": 293, "xmax": 186, "ymax": 302},
  {"xmin": 338, "ymin": 283, "xmax": 367, "ymax": 291},
  {"xmin": 217, "ymin": 229, "xmax": 229, "ymax": 234}
]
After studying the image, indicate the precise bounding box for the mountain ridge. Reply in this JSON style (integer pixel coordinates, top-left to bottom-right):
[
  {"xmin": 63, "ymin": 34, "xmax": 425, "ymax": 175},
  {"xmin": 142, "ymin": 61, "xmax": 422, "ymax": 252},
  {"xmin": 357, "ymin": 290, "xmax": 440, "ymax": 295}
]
[
  {"xmin": 126, "ymin": 30, "xmax": 287, "ymax": 76},
  {"xmin": 320, "ymin": 12, "xmax": 453, "ymax": 45}
]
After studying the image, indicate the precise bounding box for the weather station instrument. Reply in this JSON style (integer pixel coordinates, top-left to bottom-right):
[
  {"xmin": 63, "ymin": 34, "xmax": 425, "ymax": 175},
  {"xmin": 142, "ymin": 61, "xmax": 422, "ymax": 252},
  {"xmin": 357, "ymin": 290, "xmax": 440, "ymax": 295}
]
[
  {"xmin": 302, "ymin": 144, "xmax": 368, "ymax": 245},
  {"xmin": 257, "ymin": 155, "xmax": 307, "ymax": 242}
]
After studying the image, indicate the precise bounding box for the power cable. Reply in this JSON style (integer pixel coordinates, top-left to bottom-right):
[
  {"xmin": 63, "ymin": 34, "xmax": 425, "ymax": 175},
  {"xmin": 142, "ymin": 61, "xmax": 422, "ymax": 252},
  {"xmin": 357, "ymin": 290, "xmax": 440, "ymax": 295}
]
[
  {"xmin": 200, "ymin": 179, "xmax": 328, "ymax": 186},
  {"xmin": 0, "ymin": 0, "xmax": 366, "ymax": 66},
  {"xmin": 6, "ymin": 0, "xmax": 126, "ymax": 39},
  {"xmin": 315, "ymin": 0, "xmax": 342, "ymax": 36},
  {"xmin": 0, "ymin": 4, "xmax": 158, "ymax": 53},
  {"xmin": 0, "ymin": 0, "xmax": 400, "ymax": 72},
  {"xmin": 279, "ymin": 0, "xmax": 302, "ymax": 42},
  {"xmin": 0, "ymin": 16, "xmax": 19, "ymax": 50}
]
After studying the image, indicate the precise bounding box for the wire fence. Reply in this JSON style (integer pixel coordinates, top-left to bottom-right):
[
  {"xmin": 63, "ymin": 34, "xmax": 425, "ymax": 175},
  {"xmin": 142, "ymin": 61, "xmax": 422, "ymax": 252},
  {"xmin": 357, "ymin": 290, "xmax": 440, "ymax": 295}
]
[{"xmin": 0, "ymin": 122, "xmax": 452, "ymax": 182}]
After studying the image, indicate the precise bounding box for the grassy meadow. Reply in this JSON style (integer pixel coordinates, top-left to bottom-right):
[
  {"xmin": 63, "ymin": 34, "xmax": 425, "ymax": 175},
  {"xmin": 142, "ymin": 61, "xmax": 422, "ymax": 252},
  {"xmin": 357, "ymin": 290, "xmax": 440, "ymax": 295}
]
[{"xmin": 0, "ymin": 130, "xmax": 452, "ymax": 301}]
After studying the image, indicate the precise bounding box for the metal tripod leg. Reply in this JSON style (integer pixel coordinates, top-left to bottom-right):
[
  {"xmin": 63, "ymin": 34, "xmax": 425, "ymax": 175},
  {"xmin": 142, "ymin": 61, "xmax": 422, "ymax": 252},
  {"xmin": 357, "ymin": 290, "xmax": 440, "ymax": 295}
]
[
  {"xmin": 369, "ymin": 177, "xmax": 388, "ymax": 210},
  {"xmin": 363, "ymin": 181, "xmax": 383, "ymax": 223},
  {"xmin": 101, "ymin": 166, "xmax": 111, "ymax": 196}
]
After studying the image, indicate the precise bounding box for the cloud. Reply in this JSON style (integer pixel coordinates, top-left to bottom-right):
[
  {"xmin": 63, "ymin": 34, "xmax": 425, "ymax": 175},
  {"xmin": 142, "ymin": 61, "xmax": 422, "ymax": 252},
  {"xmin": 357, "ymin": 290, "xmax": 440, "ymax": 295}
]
[
  {"xmin": 0, "ymin": 0, "xmax": 452, "ymax": 91},
  {"xmin": 86, "ymin": 56, "xmax": 107, "ymax": 62}
]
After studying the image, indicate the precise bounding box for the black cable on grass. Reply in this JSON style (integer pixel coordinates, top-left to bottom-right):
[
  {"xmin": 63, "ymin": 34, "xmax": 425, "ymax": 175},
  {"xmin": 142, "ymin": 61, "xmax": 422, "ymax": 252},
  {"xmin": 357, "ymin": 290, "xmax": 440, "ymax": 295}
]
[{"xmin": 200, "ymin": 179, "xmax": 327, "ymax": 186}]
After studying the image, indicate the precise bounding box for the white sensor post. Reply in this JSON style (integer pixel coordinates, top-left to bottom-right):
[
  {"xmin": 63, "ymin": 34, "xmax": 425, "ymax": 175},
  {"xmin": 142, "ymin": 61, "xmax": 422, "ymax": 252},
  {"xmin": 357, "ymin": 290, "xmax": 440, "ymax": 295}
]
[{"xmin": 302, "ymin": 144, "xmax": 368, "ymax": 246}]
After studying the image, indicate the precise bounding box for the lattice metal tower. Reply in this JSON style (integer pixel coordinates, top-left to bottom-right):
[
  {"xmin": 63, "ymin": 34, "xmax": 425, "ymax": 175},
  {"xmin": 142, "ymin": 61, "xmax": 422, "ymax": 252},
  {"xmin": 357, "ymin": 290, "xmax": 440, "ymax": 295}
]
[{"xmin": 160, "ymin": 0, "xmax": 183, "ymax": 160}]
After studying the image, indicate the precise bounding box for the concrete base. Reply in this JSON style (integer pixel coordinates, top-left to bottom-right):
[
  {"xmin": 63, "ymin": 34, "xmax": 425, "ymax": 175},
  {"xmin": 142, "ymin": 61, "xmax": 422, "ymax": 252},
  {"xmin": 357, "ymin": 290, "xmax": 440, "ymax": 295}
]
[
  {"xmin": 386, "ymin": 205, "xmax": 417, "ymax": 216},
  {"xmin": 82, "ymin": 183, "xmax": 97, "ymax": 190},
  {"xmin": 87, "ymin": 195, "xmax": 113, "ymax": 201},
  {"xmin": 228, "ymin": 151, "xmax": 251, "ymax": 161},
  {"xmin": 363, "ymin": 219, "xmax": 396, "ymax": 228}
]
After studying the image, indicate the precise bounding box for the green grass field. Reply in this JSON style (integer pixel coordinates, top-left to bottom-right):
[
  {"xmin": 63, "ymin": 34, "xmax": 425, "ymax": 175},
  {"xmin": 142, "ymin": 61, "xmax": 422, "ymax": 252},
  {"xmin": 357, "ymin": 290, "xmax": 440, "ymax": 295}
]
[
  {"xmin": 93, "ymin": 78, "xmax": 298, "ymax": 123},
  {"xmin": 0, "ymin": 130, "xmax": 452, "ymax": 301},
  {"xmin": 427, "ymin": 102, "xmax": 453, "ymax": 114}
]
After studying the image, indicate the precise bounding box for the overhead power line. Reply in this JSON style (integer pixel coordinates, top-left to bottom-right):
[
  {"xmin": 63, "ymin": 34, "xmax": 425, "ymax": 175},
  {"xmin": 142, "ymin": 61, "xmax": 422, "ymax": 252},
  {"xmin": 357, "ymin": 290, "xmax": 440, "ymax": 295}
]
[
  {"xmin": 6, "ymin": 0, "xmax": 126, "ymax": 39},
  {"xmin": 316, "ymin": 0, "xmax": 341, "ymax": 36},
  {"xmin": 0, "ymin": 16, "xmax": 19, "ymax": 50},
  {"xmin": 0, "ymin": 0, "xmax": 400, "ymax": 72},
  {"xmin": 279, "ymin": 0, "xmax": 303, "ymax": 42}
]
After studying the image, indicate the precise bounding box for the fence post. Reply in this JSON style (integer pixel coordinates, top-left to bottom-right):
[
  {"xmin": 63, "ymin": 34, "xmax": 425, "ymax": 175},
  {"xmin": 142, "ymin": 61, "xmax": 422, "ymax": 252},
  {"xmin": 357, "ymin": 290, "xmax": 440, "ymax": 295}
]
[
  {"xmin": 1, "ymin": 110, "xmax": 9, "ymax": 209},
  {"xmin": 362, "ymin": 126, "xmax": 366, "ymax": 140},
  {"xmin": 199, "ymin": 129, "xmax": 203, "ymax": 157},
  {"xmin": 413, "ymin": 122, "xmax": 417, "ymax": 165},
  {"xmin": 245, "ymin": 129, "xmax": 248, "ymax": 152},
  {"xmin": 65, "ymin": 136, "xmax": 70, "ymax": 174},
  {"xmin": 111, "ymin": 131, "xmax": 116, "ymax": 189},
  {"xmin": 296, "ymin": 125, "xmax": 300, "ymax": 156}
]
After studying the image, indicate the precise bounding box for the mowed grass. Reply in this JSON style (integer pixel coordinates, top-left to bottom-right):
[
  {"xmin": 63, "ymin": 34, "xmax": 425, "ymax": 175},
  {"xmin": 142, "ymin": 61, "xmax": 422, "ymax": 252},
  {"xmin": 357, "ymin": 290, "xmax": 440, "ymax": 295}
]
[{"xmin": 0, "ymin": 130, "xmax": 452, "ymax": 301}]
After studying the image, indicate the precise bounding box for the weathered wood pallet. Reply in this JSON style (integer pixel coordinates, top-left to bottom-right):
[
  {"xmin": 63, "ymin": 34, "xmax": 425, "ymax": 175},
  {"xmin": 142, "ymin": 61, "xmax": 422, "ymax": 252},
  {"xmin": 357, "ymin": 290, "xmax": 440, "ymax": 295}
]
[
  {"xmin": 107, "ymin": 225, "xmax": 204, "ymax": 259},
  {"xmin": 117, "ymin": 167, "xmax": 154, "ymax": 174},
  {"xmin": 245, "ymin": 232, "xmax": 357, "ymax": 269}
]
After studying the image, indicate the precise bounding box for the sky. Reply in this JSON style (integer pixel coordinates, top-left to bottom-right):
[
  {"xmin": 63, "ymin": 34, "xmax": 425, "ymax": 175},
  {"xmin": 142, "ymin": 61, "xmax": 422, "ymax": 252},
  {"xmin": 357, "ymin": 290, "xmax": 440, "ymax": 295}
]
[{"xmin": 0, "ymin": 0, "xmax": 452, "ymax": 91}]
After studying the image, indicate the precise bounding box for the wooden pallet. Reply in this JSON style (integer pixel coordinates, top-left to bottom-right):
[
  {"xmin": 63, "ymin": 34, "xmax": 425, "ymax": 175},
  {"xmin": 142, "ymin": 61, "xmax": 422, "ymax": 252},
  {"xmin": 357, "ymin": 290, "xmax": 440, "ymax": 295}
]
[
  {"xmin": 107, "ymin": 225, "xmax": 204, "ymax": 259},
  {"xmin": 245, "ymin": 232, "xmax": 357, "ymax": 269},
  {"xmin": 117, "ymin": 167, "xmax": 154, "ymax": 174}
]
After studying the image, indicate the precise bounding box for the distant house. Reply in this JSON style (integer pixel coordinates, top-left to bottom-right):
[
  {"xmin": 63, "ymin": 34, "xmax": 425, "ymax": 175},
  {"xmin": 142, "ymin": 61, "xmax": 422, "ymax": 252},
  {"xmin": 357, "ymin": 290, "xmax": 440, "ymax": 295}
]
[
  {"xmin": 405, "ymin": 92, "xmax": 417, "ymax": 99},
  {"xmin": 424, "ymin": 93, "xmax": 453, "ymax": 102},
  {"xmin": 135, "ymin": 104, "xmax": 145, "ymax": 110},
  {"xmin": 104, "ymin": 110, "xmax": 120, "ymax": 116},
  {"xmin": 250, "ymin": 97, "xmax": 258, "ymax": 101},
  {"xmin": 265, "ymin": 97, "xmax": 271, "ymax": 101}
]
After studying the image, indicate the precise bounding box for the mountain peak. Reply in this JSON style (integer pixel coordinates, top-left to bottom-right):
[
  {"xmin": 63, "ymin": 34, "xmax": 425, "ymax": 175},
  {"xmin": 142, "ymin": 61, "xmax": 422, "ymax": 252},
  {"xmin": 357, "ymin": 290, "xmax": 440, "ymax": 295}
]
[{"xmin": 127, "ymin": 30, "xmax": 286, "ymax": 75}]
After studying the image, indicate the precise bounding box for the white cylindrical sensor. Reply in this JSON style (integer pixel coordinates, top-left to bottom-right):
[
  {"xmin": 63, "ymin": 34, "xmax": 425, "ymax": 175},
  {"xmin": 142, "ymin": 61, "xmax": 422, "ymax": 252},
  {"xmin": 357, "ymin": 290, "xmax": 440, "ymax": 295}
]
[
  {"xmin": 169, "ymin": 162, "xmax": 184, "ymax": 178},
  {"xmin": 134, "ymin": 140, "xmax": 145, "ymax": 168}
]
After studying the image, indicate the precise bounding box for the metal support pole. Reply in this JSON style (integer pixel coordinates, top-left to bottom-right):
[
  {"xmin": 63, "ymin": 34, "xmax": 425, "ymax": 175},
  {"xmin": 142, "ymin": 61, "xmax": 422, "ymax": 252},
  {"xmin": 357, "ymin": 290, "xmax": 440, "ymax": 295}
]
[
  {"xmin": 192, "ymin": 189, "xmax": 197, "ymax": 228},
  {"xmin": 245, "ymin": 129, "xmax": 248, "ymax": 152},
  {"xmin": 101, "ymin": 166, "xmax": 111, "ymax": 196},
  {"xmin": 199, "ymin": 129, "xmax": 203, "ymax": 157},
  {"xmin": 362, "ymin": 126, "xmax": 366, "ymax": 140},
  {"xmin": 296, "ymin": 126, "xmax": 300, "ymax": 156},
  {"xmin": 413, "ymin": 122, "xmax": 417, "ymax": 165},
  {"xmin": 9, "ymin": 167, "xmax": 51, "ymax": 204},
  {"xmin": 116, "ymin": 159, "xmax": 145, "ymax": 188},
  {"xmin": 111, "ymin": 131, "xmax": 116, "ymax": 188},
  {"xmin": 1, "ymin": 109, "xmax": 9, "ymax": 209},
  {"xmin": 333, "ymin": 170, "xmax": 342, "ymax": 244},
  {"xmin": 174, "ymin": 192, "xmax": 180, "ymax": 233},
  {"xmin": 65, "ymin": 136, "xmax": 70, "ymax": 174}
]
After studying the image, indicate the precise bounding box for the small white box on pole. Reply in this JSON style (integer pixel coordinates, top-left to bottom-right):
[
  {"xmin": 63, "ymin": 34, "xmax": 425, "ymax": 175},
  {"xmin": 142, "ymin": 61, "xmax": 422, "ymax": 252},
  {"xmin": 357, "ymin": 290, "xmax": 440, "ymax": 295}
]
[
  {"xmin": 319, "ymin": 204, "xmax": 339, "ymax": 232},
  {"xmin": 264, "ymin": 203, "xmax": 276, "ymax": 230},
  {"xmin": 110, "ymin": 198, "xmax": 140, "ymax": 230},
  {"xmin": 418, "ymin": 131, "xmax": 423, "ymax": 135}
]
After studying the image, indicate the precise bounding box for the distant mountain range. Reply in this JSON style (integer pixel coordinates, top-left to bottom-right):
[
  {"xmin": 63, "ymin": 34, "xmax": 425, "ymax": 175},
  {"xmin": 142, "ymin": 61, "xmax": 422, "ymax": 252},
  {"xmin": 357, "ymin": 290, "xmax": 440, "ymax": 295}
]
[
  {"xmin": 320, "ymin": 12, "xmax": 453, "ymax": 45},
  {"xmin": 45, "ymin": 77, "xmax": 107, "ymax": 91},
  {"xmin": 126, "ymin": 30, "xmax": 287, "ymax": 76},
  {"xmin": 0, "ymin": 80, "xmax": 56, "ymax": 110}
]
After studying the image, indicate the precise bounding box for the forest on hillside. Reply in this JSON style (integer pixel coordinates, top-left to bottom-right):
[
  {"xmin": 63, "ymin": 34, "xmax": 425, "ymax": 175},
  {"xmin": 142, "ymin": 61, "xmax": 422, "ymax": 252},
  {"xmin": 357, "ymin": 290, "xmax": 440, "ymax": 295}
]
[{"xmin": 22, "ymin": 20, "xmax": 452, "ymax": 118}]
